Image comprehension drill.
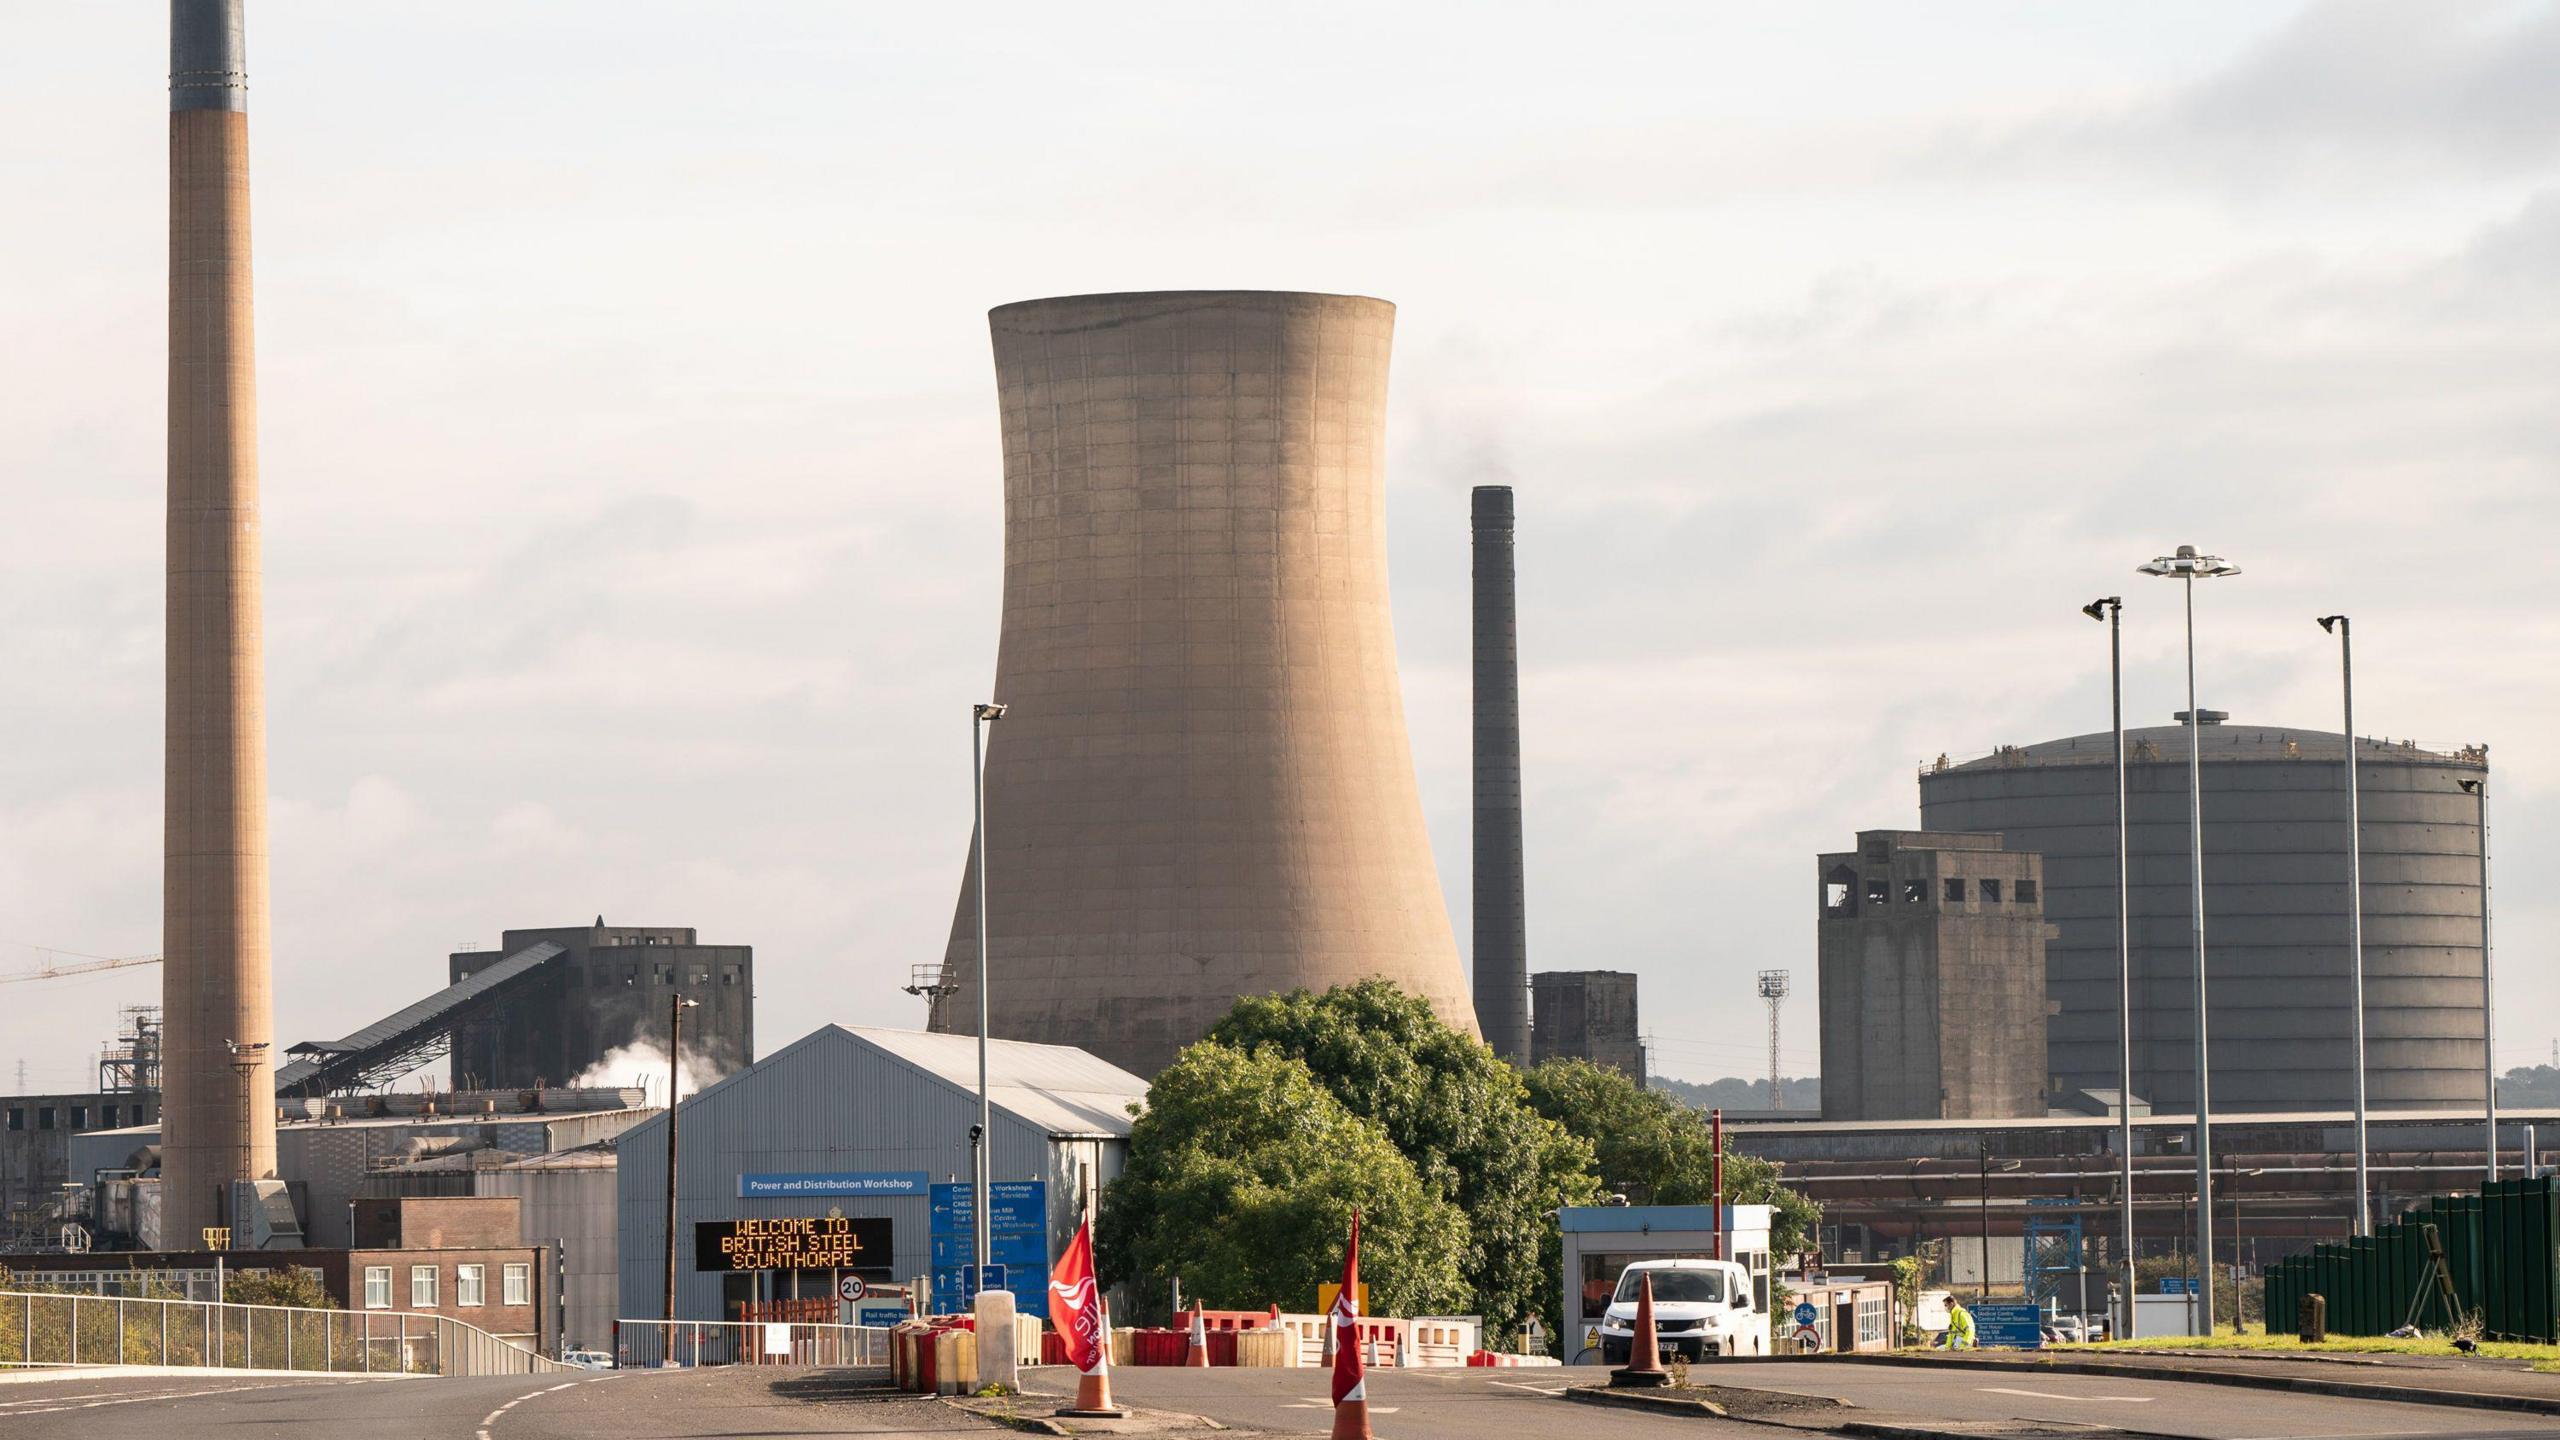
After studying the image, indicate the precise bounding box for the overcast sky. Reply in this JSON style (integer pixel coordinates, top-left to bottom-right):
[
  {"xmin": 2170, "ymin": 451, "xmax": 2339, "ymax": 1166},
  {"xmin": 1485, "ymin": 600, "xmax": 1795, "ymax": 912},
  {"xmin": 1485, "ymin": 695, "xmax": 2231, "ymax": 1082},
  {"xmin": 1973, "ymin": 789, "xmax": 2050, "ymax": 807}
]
[{"xmin": 3, "ymin": 2, "xmax": 2553, "ymax": 1092}]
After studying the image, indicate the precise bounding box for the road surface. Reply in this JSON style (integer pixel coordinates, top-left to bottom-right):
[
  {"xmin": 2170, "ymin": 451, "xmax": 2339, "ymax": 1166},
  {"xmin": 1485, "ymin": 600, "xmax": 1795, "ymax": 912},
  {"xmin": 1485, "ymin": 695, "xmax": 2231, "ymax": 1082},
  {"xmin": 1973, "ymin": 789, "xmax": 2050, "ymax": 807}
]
[{"xmin": 7, "ymin": 1357, "xmax": 2559, "ymax": 1439}]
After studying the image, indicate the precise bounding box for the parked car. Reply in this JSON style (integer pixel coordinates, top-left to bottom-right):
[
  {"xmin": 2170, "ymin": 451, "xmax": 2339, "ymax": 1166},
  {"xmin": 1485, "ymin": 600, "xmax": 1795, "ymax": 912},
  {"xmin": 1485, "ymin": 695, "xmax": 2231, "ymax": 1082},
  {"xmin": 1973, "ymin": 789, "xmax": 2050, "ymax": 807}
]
[
  {"xmin": 1596, "ymin": 1258, "xmax": 1766, "ymax": 1362},
  {"xmin": 561, "ymin": 1349, "xmax": 615, "ymax": 1370}
]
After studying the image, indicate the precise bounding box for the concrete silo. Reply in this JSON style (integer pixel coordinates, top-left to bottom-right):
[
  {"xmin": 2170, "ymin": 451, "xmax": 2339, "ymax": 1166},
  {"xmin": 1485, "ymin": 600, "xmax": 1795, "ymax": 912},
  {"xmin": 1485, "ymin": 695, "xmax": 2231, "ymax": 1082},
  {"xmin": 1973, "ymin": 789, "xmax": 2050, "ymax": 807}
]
[
  {"xmin": 927, "ymin": 291, "xmax": 1477, "ymax": 1076},
  {"xmin": 1919, "ymin": 719, "xmax": 2489, "ymax": 1114}
]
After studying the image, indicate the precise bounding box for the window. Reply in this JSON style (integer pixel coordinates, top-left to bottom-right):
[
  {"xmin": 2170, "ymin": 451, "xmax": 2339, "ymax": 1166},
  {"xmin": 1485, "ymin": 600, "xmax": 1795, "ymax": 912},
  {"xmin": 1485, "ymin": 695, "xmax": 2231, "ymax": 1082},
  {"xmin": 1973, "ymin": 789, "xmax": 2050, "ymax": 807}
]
[
  {"xmin": 70, "ymin": 1106, "xmax": 88, "ymax": 1129},
  {"xmin": 1614, "ymin": 1268, "xmax": 1723, "ymax": 1304},
  {"xmin": 2016, "ymin": 879, "xmax": 2039, "ymax": 904},
  {"xmin": 1980, "ymin": 878, "xmax": 2002, "ymax": 903},
  {"xmin": 1822, "ymin": 864, "xmax": 1857, "ymax": 917},
  {"xmin": 1863, "ymin": 878, "xmax": 1889, "ymax": 906},
  {"xmin": 411, "ymin": 1265, "xmax": 439, "ymax": 1307},
  {"xmin": 1902, "ymin": 879, "xmax": 1927, "ymax": 904},
  {"xmin": 690, "ymin": 968, "xmax": 709, "ymax": 984},
  {"xmin": 364, "ymin": 1267, "xmax": 392, "ymax": 1309},
  {"xmin": 722, "ymin": 968, "xmax": 739, "ymax": 986},
  {"xmin": 456, "ymin": 1264, "xmax": 485, "ymax": 1306},
  {"xmin": 5, "ymin": 1109, "xmax": 20, "ymax": 1132},
  {"xmin": 503, "ymin": 1263, "xmax": 531, "ymax": 1307},
  {"xmin": 624, "ymin": 966, "xmax": 638, "ymax": 985},
  {"xmin": 38, "ymin": 1107, "xmax": 55, "ymax": 1130},
  {"xmin": 1944, "ymin": 878, "xmax": 1965, "ymax": 903},
  {"xmin": 103, "ymin": 1105, "xmax": 119, "ymax": 1128},
  {"xmin": 1857, "ymin": 1295, "xmax": 1887, "ymax": 1347}
]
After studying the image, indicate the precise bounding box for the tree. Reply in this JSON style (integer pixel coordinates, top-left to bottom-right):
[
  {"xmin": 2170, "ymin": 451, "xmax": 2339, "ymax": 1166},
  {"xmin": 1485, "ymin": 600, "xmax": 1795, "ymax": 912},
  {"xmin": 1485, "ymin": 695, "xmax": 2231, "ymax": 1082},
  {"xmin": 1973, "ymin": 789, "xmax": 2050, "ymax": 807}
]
[
  {"xmin": 1523, "ymin": 1058, "xmax": 1820, "ymax": 1259},
  {"xmin": 1207, "ymin": 982, "xmax": 1601, "ymax": 1342},
  {"xmin": 1095, "ymin": 1041, "xmax": 1468, "ymax": 1324},
  {"xmin": 223, "ymin": 1266, "xmax": 339, "ymax": 1310}
]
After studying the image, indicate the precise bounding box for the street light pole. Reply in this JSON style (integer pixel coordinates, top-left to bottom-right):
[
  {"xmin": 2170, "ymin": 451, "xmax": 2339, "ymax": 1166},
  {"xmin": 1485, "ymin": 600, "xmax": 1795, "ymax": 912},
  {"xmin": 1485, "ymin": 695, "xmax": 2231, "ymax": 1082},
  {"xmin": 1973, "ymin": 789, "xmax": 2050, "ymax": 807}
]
[
  {"xmin": 1979, "ymin": 1140, "xmax": 1992, "ymax": 1305},
  {"xmin": 662, "ymin": 993, "xmax": 698, "ymax": 1324},
  {"xmin": 971, "ymin": 701, "xmax": 1008, "ymax": 1284},
  {"xmin": 2139, "ymin": 544, "xmax": 2238, "ymax": 1336},
  {"xmin": 2462, "ymin": 777, "xmax": 2496, "ymax": 1183},
  {"xmin": 2084, "ymin": 596, "xmax": 2135, "ymax": 1338},
  {"xmin": 2318, "ymin": 617, "xmax": 2371, "ymax": 1234}
]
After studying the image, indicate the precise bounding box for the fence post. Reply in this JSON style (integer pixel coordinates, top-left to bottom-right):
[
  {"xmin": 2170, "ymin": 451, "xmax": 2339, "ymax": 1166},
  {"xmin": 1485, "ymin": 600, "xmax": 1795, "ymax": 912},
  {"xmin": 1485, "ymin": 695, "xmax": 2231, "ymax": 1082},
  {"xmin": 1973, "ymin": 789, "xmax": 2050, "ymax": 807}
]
[{"xmin": 161, "ymin": 1298, "xmax": 169, "ymax": 1365}]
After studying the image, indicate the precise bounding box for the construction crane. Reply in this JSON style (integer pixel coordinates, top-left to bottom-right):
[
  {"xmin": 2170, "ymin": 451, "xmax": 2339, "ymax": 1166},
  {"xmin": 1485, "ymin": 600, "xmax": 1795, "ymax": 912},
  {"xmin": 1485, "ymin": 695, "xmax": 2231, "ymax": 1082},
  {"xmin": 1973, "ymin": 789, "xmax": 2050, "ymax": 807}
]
[{"xmin": 0, "ymin": 951, "xmax": 162, "ymax": 986}]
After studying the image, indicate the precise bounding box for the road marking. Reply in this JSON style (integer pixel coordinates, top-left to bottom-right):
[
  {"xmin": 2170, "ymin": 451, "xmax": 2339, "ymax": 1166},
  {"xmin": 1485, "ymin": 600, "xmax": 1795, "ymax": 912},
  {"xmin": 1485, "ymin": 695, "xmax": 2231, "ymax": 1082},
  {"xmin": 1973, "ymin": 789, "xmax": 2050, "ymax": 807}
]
[
  {"xmin": 1490, "ymin": 1379, "xmax": 1568, "ymax": 1395},
  {"xmin": 0, "ymin": 1379, "xmax": 322, "ymax": 1416},
  {"xmin": 1979, "ymin": 1386, "xmax": 2153, "ymax": 1403}
]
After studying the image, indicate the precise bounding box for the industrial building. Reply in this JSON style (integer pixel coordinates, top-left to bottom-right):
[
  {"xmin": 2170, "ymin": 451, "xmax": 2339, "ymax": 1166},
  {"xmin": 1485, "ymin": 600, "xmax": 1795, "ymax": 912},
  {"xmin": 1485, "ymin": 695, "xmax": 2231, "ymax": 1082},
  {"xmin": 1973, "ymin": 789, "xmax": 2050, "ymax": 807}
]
[
  {"xmin": 1531, "ymin": 971, "xmax": 1645, "ymax": 1084},
  {"xmin": 67, "ymin": 1087, "xmax": 651, "ymax": 1249},
  {"xmin": 1731, "ymin": 1106, "xmax": 2560, "ymax": 1302},
  {"xmin": 362, "ymin": 1145, "xmax": 621, "ymax": 1353},
  {"xmin": 447, "ymin": 921, "xmax": 755, "ymax": 1089},
  {"xmin": 619, "ymin": 1025, "xmax": 1144, "ymax": 1324},
  {"xmin": 1817, "ymin": 831, "xmax": 2050, "ymax": 1120},
  {"xmin": 1920, "ymin": 720, "xmax": 2491, "ymax": 1113},
  {"xmin": 925, "ymin": 291, "xmax": 1479, "ymax": 1076},
  {"xmin": 12, "ymin": 1194, "xmax": 557, "ymax": 1350},
  {"xmin": 1, "ymin": 1008, "xmax": 162, "ymax": 1242}
]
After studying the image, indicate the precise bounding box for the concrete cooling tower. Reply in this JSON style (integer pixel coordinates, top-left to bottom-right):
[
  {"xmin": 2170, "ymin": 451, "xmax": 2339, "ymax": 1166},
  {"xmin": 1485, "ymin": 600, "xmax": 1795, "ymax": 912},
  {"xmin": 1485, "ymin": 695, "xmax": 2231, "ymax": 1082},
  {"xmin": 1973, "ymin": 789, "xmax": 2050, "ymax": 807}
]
[
  {"xmin": 927, "ymin": 291, "xmax": 1477, "ymax": 1076},
  {"xmin": 1920, "ymin": 720, "xmax": 2490, "ymax": 1114}
]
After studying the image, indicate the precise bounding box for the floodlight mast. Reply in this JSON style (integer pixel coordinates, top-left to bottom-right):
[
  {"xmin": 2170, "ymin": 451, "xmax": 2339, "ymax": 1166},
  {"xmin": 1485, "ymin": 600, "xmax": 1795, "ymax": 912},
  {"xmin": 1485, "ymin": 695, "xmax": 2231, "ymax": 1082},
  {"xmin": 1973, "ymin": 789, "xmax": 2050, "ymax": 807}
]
[{"xmin": 2136, "ymin": 545, "xmax": 2237, "ymax": 1335}]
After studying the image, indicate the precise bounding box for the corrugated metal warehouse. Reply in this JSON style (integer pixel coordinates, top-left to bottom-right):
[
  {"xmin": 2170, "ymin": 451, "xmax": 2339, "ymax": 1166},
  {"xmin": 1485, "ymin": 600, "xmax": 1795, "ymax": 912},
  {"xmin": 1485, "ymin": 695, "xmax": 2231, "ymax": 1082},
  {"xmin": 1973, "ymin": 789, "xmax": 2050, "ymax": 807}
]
[{"xmin": 616, "ymin": 1025, "xmax": 1144, "ymax": 1324}]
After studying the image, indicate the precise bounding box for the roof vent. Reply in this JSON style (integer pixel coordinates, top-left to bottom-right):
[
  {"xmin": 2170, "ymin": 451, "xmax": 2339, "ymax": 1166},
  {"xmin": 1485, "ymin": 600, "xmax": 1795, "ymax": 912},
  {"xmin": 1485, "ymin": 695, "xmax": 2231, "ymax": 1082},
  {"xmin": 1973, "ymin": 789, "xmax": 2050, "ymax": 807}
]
[{"xmin": 2171, "ymin": 709, "xmax": 2229, "ymax": 725}]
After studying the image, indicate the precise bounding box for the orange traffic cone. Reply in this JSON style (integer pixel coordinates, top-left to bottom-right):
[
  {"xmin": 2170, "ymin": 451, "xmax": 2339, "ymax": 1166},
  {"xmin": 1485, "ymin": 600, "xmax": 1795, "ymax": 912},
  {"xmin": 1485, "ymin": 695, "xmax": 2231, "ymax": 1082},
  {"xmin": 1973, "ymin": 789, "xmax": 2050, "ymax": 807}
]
[
  {"xmin": 1330, "ymin": 1395, "xmax": 1374, "ymax": 1440},
  {"xmin": 1184, "ymin": 1303, "xmax": 1212, "ymax": 1367},
  {"xmin": 1060, "ymin": 1365, "xmax": 1128, "ymax": 1418},
  {"xmin": 1610, "ymin": 1272, "xmax": 1672, "ymax": 1388},
  {"xmin": 1058, "ymin": 1297, "xmax": 1129, "ymax": 1418}
]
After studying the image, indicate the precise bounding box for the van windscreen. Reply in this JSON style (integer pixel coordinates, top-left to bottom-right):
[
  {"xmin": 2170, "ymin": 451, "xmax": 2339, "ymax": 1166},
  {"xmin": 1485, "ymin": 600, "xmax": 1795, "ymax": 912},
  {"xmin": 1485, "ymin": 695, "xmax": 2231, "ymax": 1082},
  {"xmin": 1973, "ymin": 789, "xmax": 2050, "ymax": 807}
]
[{"xmin": 1617, "ymin": 1268, "xmax": 1723, "ymax": 1304}]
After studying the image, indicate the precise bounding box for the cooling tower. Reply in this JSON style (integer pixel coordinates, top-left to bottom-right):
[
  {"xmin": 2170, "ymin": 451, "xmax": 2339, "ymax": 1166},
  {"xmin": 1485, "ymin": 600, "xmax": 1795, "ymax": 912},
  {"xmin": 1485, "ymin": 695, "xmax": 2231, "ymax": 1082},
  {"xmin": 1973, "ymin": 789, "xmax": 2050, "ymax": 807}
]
[
  {"xmin": 1471, "ymin": 486, "xmax": 1531, "ymax": 1064},
  {"xmin": 162, "ymin": 0, "xmax": 278, "ymax": 1240},
  {"xmin": 1920, "ymin": 721, "xmax": 2489, "ymax": 1113},
  {"xmin": 928, "ymin": 291, "xmax": 1477, "ymax": 1076}
]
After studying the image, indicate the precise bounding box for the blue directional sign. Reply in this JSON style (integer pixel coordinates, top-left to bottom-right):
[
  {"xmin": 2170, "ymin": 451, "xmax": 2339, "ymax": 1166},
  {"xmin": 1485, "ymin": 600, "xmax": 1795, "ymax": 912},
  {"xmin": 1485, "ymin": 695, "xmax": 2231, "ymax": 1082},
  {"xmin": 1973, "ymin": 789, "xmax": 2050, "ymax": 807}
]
[
  {"xmin": 1969, "ymin": 1303, "xmax": 2046, "ymax": 1349},
  {"xmin": 930, "ymin": 1182, "xmax": 1048, "ymax": 1316},
  {"xmin": 2157, "ymin": 1276, "xmax": 2192, "ymax": 1295},
  {"xmin": 1793, "ymin": 1301, "xmax": 1818, "ymax": 1328}
]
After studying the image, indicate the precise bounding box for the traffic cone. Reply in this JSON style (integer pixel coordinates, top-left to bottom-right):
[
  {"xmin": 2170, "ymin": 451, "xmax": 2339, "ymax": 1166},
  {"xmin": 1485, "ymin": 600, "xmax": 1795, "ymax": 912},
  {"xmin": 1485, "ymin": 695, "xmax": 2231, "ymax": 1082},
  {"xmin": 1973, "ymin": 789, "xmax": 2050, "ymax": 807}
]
[
  {"xmin": 1330, "ymin": 1395, "xmax": 1374, "ymax": 1440},
  {"xmin": 1057, "ymin": 1296, "xmax": 1129, "ymax": 1418},
  {"xmin": 1184, "ymin": 1303, "xmax": 1212, "ymax": 1367},
  {"xmin": 1610, "ymin": 1272, "xmax": 1672, "ymax": 1388}
]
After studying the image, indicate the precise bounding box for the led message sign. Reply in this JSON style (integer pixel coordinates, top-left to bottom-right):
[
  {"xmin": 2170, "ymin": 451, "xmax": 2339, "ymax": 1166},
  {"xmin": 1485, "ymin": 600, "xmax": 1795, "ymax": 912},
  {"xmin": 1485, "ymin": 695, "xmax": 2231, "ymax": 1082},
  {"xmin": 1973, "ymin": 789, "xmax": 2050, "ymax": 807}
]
[{"xmin": 694, "ymin": 1215, "xmax": 892, "ymax": 1273}]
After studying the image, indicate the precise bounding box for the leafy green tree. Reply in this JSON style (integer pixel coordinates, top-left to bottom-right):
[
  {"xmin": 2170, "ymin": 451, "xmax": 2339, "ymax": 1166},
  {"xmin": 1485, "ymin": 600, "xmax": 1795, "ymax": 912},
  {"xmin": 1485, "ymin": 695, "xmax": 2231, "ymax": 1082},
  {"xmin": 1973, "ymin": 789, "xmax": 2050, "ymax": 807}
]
[
  {"xmin": 225, "ymin": 1266, "xmax": 340, "ymax": 1309},
  {"xmin": 1523, "ymin": 1058, "xmax": 1820, "ymax": 1258},
  {"xmin": 1207, "ymin": 981, "xmax": 1601, "ymax": 1342},
  {"xmin": 1095, "ymin": 1041, "xmax": 1468, "ymax": 1324}
]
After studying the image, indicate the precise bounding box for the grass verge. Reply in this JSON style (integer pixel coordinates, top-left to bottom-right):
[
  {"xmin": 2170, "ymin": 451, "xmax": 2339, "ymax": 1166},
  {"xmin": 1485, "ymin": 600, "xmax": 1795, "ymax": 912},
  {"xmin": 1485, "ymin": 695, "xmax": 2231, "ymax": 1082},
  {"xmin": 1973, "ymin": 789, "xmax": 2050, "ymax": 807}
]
[{"xmin": 2059, "ymin": 1330, "xmax": 2560, "ymax": 1372}]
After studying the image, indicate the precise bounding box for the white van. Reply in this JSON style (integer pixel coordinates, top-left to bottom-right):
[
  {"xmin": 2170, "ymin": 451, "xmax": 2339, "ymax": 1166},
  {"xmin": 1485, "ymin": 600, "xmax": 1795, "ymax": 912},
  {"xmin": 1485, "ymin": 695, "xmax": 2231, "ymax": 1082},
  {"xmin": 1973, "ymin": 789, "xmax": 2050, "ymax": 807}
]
[{"xmin": 1596, "ymin": 1258, "xmax": 1766, "ymax": 1361}]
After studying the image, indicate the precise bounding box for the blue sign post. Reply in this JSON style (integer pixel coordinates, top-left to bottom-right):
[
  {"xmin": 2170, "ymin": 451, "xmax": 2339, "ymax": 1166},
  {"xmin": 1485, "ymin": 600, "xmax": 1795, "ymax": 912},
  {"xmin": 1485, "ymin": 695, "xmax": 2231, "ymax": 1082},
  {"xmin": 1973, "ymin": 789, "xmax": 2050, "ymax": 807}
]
[
  {"xmin": 1969, "ymin": 1303, "xmax": 2046, "ymax": 1349},
  {"xmin": 931, "ymin": 1182, "xmax": 1048, "ymax": 1317}
]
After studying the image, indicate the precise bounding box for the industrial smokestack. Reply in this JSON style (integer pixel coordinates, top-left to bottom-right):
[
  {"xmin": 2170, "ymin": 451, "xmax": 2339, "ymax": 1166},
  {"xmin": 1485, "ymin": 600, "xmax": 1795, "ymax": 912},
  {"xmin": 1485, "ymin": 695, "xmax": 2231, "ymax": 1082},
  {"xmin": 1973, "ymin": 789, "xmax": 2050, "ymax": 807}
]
[
  {"xmin": 161, "ymin": 0, "xmax": 277, "ymax": 1242},
  {"xmin": 1471, "ymin": 486, "xmax": 1530, "ymax": 1064}
]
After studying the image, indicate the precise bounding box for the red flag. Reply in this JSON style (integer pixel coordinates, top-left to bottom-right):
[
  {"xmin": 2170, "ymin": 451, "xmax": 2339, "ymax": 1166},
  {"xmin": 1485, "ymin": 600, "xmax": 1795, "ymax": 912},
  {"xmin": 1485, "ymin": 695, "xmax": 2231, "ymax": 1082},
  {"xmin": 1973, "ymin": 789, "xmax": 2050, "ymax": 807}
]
[
  {"xmin": 1047, "ymin": 1218, "xmax": 1109, "ymax": 1376},
  {"xmin": 1330, "ymin": 1210, "xmax": 1365, "ymax": 1404}
]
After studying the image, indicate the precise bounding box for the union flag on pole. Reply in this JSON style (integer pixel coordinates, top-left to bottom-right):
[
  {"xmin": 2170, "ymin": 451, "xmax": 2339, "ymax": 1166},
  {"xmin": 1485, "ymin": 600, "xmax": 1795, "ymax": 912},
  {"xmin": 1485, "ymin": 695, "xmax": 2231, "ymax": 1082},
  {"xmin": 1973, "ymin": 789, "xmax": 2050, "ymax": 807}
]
[
  {"xmin": 1330, "ymin": 1210, "xmax": 1365, "ymax": 1404},
  {"xmin": 1048, "ymin": 1218, "xmax": 1109, "ymax": 1376}
]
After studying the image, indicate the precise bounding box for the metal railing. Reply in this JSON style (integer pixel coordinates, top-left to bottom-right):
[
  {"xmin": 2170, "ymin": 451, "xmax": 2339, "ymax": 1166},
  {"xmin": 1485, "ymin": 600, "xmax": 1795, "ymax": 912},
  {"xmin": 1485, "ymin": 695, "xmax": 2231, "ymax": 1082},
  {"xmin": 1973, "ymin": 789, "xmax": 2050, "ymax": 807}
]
[
  {"xmin": 0, "ymin": 1291, "xmax": 570, "ymax": 1377},
  {"xmin": 617, "ymin": 1318, "xmax": 890, "ymax": 1370}
]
